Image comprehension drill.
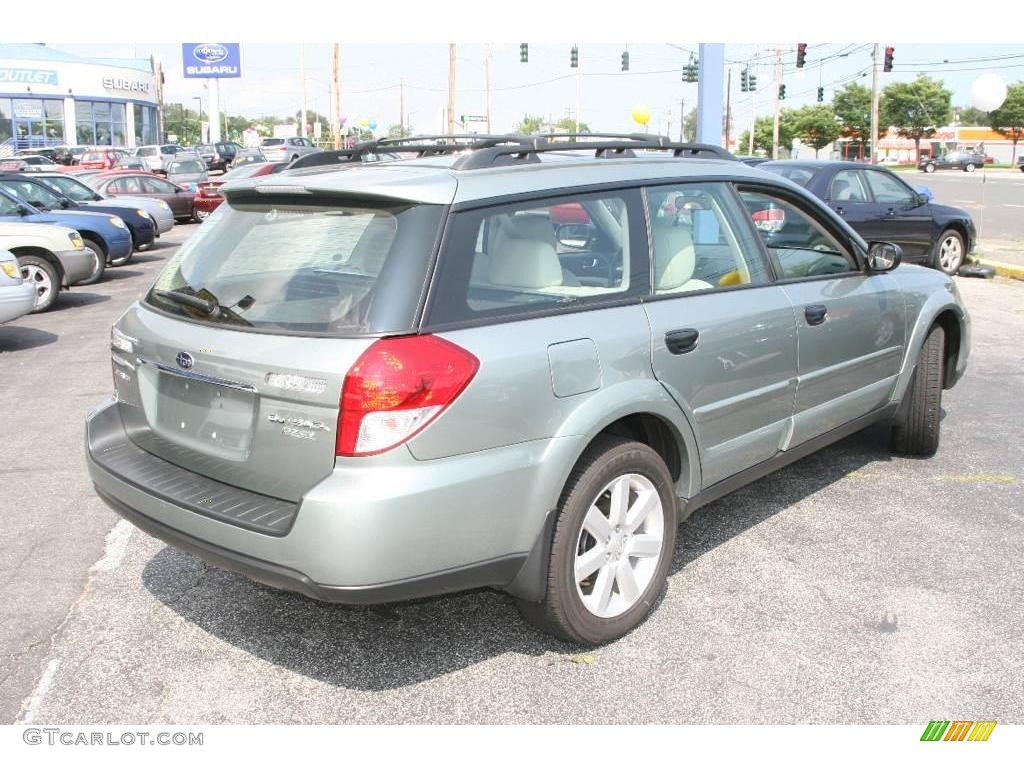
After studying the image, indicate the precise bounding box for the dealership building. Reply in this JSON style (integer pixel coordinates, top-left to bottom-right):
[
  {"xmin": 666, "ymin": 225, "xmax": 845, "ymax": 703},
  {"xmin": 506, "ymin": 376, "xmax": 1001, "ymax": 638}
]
[{"xmin": 0, "ymin": 43, "xmax": 162, "ymax": 154}]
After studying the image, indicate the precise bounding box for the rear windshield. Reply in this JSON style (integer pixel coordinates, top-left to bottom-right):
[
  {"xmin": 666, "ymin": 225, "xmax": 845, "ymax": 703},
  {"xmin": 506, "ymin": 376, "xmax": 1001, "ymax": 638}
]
[
  {"xmin": 763, "ymin": 165, "xmax": 815, "ymax": 186},
  {"xmin": 167, "ymin": 159, "xmax": 206, "ymax": 174},
  {"xmin": 261, "ymin": 139, "xmax": 285, "ymax": 146},
  {"xmin": 81, "ymin": 152, "xmax": 105, "ymax": 162},
  {"xmin": 145, "ymin": 198, "xmax": 443, "ymax": 335},
  {"xmin": 219, "ymin": 164, "xmax": 269, "ymax": 181}
]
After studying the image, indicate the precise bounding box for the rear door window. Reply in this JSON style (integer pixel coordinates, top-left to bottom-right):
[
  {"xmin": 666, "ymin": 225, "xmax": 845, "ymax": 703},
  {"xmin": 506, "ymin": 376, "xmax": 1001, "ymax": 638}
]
[
  {"xmin": 146, "ymin": 199, "xmax": 443, "ymax": 335},
  {"xmin": 426, "ymin": 190, "xmax": 645, "ymax": 327},
  {"xmin": 828, "ymin": 170, "xmax": 869, "ymax": 202},
  {"xmin": 645, "ymin": 182, "xmax": 771, "ymax": 293}
]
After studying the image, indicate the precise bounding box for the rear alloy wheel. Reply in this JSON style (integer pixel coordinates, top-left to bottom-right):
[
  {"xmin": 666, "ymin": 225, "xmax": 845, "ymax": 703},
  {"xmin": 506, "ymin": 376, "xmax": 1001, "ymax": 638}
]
[
  {"xmin": 18, "ymin": 255, "xmax": 60, "ymax": 313},
  {"xmin": 77, "ymin": 238, "xmax": 107, "ymax": 285},
  {"xmin": 892, "ymin": 324, "xmax": 945, "ymax": 456},
  {"xmin": 933, "ymin": 229, "xmax": 965, "ymax": 275},
  {"xmin": 924, "ymin": 163, "xmax": 936, "ymax": 173},
  {"xmin": 516, "ymin": 436, "xmax": 677, "ymax": 645},
  {"xmin": 194, "ymin": 208, "xmax": 210, "ymax": 222}
]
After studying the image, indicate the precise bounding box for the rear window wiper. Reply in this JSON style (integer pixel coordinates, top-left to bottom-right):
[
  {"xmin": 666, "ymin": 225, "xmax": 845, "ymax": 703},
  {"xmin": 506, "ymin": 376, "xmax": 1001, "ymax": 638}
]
[{"xmin": 154, "ymin": 289, "xmax": 217, "ymax": 316}]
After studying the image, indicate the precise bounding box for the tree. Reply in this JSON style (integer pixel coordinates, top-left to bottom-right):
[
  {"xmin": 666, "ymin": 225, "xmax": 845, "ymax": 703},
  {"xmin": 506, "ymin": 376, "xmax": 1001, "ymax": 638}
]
[
  {"xmin": 514, "ymin": 114, "xmax": 546, "ymax": 134},
  {"xmin": 957, "ymin": 105, "xmax": 990, "ymax": 126},
  {"xmin": 737, "ymin": 111, "xmax": 797, "ymax": 156},
  {"xmin": 791, "ymin": 104, "xmax": 842, "ymax": 158},
  {"xmin": 990, "ymin": 82, "xmax": 1024, "ymax": 164},
  {"xmin": 387, "ymin": 124, "xmax": 414, "ymax": 139},
  {"xmin": 832, "ymin": 82, "xmax": 871, "ymax": 157},
  {"xmin": 881, "ymin": 75, "xmax": 953, "ymax": 161},
  {"xmin": 682, "ymin": 108, "xmax": 697, "ymax": 142},
  {"xmin": 552, "ymin": 117, "xmax": 591, "ymax": 134}
]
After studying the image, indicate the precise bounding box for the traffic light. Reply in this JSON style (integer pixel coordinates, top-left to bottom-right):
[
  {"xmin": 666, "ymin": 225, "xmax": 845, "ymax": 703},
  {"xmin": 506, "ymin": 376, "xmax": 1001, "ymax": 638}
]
[
  {"xmin": 621, "ymin": 51, "xmax": 629, "ymax": 72},
  {"xmin": 748, "ymin": 72, "xmax": 757, "ymax": 91},
  {"xmin": 681, "ymin": 55, "xmax": 699, "ymax": 83},
  {"xmin": 796, "ymin": 43, "xmax": 807, "ymax": 68},
  {"xmin": 520, "ymin": 43, "xmax": 528, "ymax": 63},
  {"xmin": 570, "ymin": 45, "xmax": 578, "ymax": 68},
  {"xmin": 817, "ymin": 86, "xmax": 825, "ymax": 102},
  {"xmin": 741, "ymin": 67, "xmax": 749, "ymax": 92},
  {"xmin": 884, "ymin": 46, "xmax": 895, "ymax": 72},
  {"xmin": 779, "ymin": 83, "xmax": 786, "ymax": 100}
]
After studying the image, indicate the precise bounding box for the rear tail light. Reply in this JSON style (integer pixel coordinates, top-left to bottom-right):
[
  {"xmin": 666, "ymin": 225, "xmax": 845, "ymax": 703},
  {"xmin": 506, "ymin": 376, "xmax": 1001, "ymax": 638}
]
[
  {"xmin": 751, "ymin": 206, "xmax": 785, "ymax": 233},
  {"xmin": 337, "ymin": 335, "xmax": 479, "ymax": 457}
]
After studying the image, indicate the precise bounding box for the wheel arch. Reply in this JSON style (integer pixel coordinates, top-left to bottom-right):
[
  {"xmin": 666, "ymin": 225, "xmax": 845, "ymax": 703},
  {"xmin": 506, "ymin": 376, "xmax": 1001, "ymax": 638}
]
[
  {"xmin": 76, "ymin": 230, "xmax": 108, "ymax": 256},
  {"xmin": 894, "ymin": 296, "xmax": 968, "ymax": 404},
  {"xmin": 8, "ymin": 246, "xmax": 65, "ymax": 284}
]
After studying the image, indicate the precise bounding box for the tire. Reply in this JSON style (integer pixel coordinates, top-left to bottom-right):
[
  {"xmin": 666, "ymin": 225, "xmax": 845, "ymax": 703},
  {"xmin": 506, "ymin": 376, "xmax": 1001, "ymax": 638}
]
[
  {"xmin": 932, "ymin": 229, "xmax": 965, "ymax": 275},
  {"xmin": 516, "ymin": 436, "xmax": 677, "ymax": 645},
  {"xmin": 17, "ymin": 254, "xmax": 61, "ymax": 313},
  {"xmin": 892, "ymin": 324, "xmax": 945, "ymax": 456},
  {"xmin": 76, "ymin": 238, "xmax": 107, "ymax": 285},
  {"xmin": 924, "ymin": 163, "xmax": 936, "ymax": 173},
  {"xmin": 965, "ymin": 163, "xmax": 976, "ymax": 173}
]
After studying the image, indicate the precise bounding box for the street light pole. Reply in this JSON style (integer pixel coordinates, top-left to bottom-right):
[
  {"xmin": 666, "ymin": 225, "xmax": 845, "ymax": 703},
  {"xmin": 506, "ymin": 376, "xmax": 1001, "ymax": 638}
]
[
  {"xmin": 193, "ymin": 96, "xmax": 202, "ymax": 144},
  {"xmin": 870, "ymin": 43, "xmax": 881, "ymax": 164}
]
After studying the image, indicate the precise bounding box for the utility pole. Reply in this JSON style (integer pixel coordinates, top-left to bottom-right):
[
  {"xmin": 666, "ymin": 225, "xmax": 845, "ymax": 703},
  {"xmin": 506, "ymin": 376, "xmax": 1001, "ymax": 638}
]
[
  {"xmin": 870, "ymin": 43, "xmax": 881, "ymax": 164},
  {"xmin": 679, "ymin": 98, "xmax": 685, "ymax": 142},
  {"xmin": 447, "ymin": 44, "xmax": 457, "ymax": 134},
  {"xmin": 772, "ymin": 46, "xmax": 782, "ymax": 159},
  {"xmin": 485, "ymin": 44, "xmax": 492, "ymax": 134},
  {"xmin": 400, "ymin": 79, "xmax": 406, "ymax": 137},
  {"xmin": 575, "ymin": 51, "xmax": 582, "ymax": 134},
  {"xmin": 724, "ymin": 67, "xmax": 732, "ymax": 150},
  {"xmin": 748, "ymin": 64, "xmax": 756, "ymax": 156},
  {"xmin": 299, "ymin": 44, "xmax": 307, "ymax": 139},
  {"xmin": 331, "ymin": 43, "xmax": 341, "ymax": 149}
]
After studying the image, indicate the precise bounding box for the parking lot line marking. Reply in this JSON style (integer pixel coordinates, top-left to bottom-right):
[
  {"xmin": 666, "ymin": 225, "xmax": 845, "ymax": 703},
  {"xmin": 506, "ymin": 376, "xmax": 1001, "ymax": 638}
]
[
  {"xmin": 19, "ymin": 657, "xmax": 61, "ymax": 724},
  {"xmin": 93, "ymin": 519, "xmax": 134, "ymax": 572}
]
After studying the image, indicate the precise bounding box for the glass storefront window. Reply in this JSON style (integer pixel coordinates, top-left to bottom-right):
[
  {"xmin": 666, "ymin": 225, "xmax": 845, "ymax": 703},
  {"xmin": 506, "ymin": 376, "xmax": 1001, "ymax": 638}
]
[{"xmin": 7, "ymin": 98, "xmax": 65, "ymax": 148}]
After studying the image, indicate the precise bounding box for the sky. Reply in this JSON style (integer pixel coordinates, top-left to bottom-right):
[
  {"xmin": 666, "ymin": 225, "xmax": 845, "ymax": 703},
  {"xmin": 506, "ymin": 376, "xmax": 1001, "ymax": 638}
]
[{"xmin": 57, "ymin": 43, "xmax": 1024, "ymax": 136}]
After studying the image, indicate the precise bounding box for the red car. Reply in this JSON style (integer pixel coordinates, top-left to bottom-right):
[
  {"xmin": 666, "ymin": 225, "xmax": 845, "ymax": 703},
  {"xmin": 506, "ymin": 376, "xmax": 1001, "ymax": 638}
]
[
  {"xmin": 92, "ymin": 170, "xmax": 195, "ymax": 222},
  {"xmin": 193, "ymin": 162, "xmax": 288, "ymax": 221},
  {"xmin": 78, "ymin": 148, "xmax": 127, "ymax": 170}
]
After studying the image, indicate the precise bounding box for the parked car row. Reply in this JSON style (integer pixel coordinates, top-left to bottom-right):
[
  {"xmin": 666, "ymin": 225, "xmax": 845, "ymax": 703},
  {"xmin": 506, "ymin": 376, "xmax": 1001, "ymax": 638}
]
[{"xmin": 0, "ymin": 167, "xmax": 191, "ymax": 317}]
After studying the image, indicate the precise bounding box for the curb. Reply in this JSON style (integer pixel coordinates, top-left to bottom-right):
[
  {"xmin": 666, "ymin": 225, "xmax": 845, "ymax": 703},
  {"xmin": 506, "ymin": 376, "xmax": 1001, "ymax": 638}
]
[{"xmin": 967, "ymin": 255, "xmax": 1024, "ymax": 281}]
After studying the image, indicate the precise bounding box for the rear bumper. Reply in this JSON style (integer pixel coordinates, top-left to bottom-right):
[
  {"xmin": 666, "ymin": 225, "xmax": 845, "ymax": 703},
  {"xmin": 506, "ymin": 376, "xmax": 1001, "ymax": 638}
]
[
  {"xmin": 0, "ymin": 282, "xmax": 36, "ymax": 323},
  {"xmin": 86, "ymin": 398, "xmax": 578, "ymax": 603},
  {"xmin": 193, "ymin": 196, "xmax": 222, "ymax": 214},
  {"xmin": 56, "ymin": 247, "xmax": 95, "ymax": 286}
]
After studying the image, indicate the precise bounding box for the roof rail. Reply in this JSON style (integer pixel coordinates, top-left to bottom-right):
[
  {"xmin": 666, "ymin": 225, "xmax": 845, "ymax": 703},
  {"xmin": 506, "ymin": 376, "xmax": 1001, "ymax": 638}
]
[
  {"xmin": 451, "ymin": 138, "xmax": 736, "ymax": 171},
  {"xmin": 289, "ymin": 134, "xmax": 736, "ymax": 172}
]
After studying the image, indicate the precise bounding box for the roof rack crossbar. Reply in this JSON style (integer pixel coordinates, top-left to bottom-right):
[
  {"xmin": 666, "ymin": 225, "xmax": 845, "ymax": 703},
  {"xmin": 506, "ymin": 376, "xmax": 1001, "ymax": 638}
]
[{"xmin": 452, "ymin": 138, "xmax": 735, "ymax": 170}]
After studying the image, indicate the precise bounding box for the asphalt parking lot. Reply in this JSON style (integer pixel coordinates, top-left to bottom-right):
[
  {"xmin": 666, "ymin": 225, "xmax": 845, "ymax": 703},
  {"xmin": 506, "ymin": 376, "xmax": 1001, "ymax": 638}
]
[{"xmin": 2, "ymin": 225, "xmax": 1023, "ymax": 724}]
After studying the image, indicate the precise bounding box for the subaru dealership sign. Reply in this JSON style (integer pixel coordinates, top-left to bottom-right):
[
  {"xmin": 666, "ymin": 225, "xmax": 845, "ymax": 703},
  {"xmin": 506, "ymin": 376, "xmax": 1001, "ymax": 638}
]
[{"xmin": 182, "ymin": 43, "xmax": 241, "ymax": 78}]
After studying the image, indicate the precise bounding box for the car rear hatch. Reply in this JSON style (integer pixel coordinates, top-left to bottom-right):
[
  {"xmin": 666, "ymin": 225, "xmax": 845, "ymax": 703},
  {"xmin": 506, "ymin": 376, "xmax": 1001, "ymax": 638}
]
[{"xmin": 109, "ymin": 182, "xmax": 449, "ymax": 503}]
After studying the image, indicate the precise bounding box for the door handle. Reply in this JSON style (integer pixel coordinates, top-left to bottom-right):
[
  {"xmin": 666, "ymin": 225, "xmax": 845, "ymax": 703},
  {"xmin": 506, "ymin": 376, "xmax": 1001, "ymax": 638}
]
[
  {"xmin": 834, "ymin": 206, "xmax": 845, "ymax": 216},
  {"xmin": 665, "ymin": 328, "xmax": 699, "ymax": 355},
  {"xmin": 886, "ymin": 207, "xmax": 896, "ymax": 217},
  {"xmin": 804, "ymin": 304, "xmax": 828, "ymax": 326}
]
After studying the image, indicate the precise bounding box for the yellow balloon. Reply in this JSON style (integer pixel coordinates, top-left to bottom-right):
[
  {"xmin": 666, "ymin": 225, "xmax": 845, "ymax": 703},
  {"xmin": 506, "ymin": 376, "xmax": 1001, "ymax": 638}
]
[
  {"xmin": 631, "ymin": 105, "xmax": 651, "ymax": 126},
  {"xmin": 360, "ymin": 118, "xmax": 369, "ymax": 129}
]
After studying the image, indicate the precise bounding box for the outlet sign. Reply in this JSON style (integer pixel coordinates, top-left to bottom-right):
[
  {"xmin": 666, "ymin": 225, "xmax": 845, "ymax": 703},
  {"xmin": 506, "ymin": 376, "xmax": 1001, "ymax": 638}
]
[
  {"xmin": 0, "ymin": 68, "xmax": 58, "ymax": 86},
  {"xmin": 182, "ymin": 43, "xmax": 242, "ymax": 78}
]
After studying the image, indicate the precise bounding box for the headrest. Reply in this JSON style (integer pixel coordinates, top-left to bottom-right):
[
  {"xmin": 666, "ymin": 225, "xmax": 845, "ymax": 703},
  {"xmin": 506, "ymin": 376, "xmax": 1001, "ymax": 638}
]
[
  {"xmin": 651, "ymin": 220, "xmax": 696, "ymax": 291},
  {"xmin": 488, "ymin": 237, "xmax": 563, "ymax": 289}
]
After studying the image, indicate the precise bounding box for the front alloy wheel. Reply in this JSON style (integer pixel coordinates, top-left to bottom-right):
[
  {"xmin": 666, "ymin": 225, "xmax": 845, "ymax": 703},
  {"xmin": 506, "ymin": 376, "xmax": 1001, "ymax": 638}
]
[
  {"xmin": 924, "ymin": 163, "xmax": 936, "ymax": 173},
  {"xmin": 935, "ymin": 230, "xmax": 964, "ymax": 275}
]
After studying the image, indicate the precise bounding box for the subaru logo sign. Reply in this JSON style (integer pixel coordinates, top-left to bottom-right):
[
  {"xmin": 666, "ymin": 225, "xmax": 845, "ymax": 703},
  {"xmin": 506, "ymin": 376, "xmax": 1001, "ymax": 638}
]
[
  {"xmin": 176, "ymin": 352, "xmax": 195, "ymax": 370},
  {"xmin": 193, "ymin": 44, "xmax": 228, "ymax": 65},
  {"xmin": 182, "ymin": 43, "xmax": 241, "ymax": 79}
]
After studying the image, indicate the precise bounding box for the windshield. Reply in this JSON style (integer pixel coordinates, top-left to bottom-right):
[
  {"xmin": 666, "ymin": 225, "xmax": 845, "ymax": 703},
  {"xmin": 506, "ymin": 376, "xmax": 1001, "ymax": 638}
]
[
  {"xmin": 261, "ymin": 139, "xmax": 285, "ymax": 146},
  {"xmin": 168, "ymin": 160, "xmax": 205, "ymax": 175},
  {"xmin": 81, "ymin": 152, "xmax": 106, "ymax": 162},
  {"xmin": 39, "ymin": 175, "xmax": 96, "ymax": 202},
  {"xmin": 0, "ymin": 179, "xmax": 64, "ymax": 209},
  {"xmin": 145, "ymin": 198, "xmax": 443, "ymax": 334},
  {"xmin": 219, "ymin": 164, "xmax": 269, "ymax": 181}
]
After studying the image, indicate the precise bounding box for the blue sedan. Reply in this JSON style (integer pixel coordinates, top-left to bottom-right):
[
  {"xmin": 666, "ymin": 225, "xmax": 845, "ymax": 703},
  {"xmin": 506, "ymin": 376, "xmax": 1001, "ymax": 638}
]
[{"xmin": 0, "ymin": 188, "xmax": 133, "ymax": 284}]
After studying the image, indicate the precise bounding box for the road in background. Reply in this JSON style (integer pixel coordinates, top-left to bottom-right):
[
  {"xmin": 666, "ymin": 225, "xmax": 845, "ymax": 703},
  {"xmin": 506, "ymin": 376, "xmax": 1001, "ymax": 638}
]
[
  {"xmin": 1, "ymin": 235, "xmax": 1021, "ymax": 724},
  {"xmin": 900, "ymin": 169, "xmax": 1024, "ymax": 246}
]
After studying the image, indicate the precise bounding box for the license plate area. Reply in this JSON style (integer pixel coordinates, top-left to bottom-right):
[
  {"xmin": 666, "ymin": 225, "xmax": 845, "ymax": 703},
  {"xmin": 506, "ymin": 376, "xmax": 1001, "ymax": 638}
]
[{"xmin": 152, "ymin": 369, "xmax": 257, "ymax": 461}]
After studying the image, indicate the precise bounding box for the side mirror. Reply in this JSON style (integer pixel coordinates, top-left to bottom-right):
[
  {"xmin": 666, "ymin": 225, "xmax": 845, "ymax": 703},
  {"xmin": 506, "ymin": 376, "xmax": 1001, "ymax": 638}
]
[
  {"xmin": 556, "ymin": 223, "xmax": 594, "ymax": 250},
  {"xmin": 15, "ymin": 204, "xmax": 29, "ymax": 216},
  {"xmin": 867, "ymin": 242, "xmax": 902, "ymax": 273}
]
